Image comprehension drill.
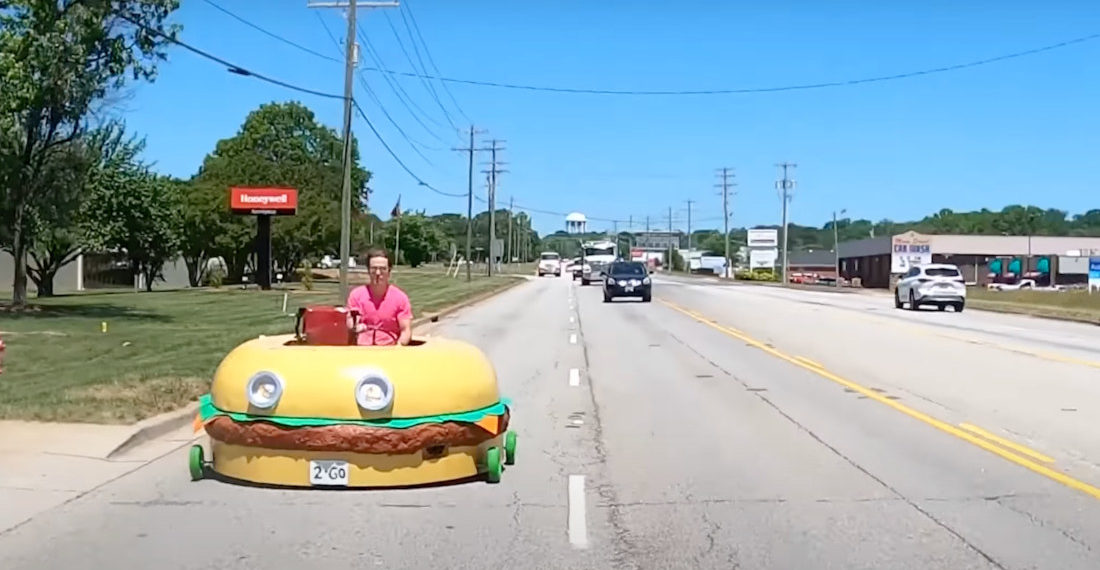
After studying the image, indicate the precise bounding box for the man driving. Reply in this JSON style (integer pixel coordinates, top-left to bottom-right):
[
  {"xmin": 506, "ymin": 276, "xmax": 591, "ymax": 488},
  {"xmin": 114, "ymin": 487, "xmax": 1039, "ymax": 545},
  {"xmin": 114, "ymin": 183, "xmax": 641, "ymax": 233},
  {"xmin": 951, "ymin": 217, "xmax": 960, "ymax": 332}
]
[{"xmin": 346, "ymin": 247, "xmax": 413, "ymax": 346}]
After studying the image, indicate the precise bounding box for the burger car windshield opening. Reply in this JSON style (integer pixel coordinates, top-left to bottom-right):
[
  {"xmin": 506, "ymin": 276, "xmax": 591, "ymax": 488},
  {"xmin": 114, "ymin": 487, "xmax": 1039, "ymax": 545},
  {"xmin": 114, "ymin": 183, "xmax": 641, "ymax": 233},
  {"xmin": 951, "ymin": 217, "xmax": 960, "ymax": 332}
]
[{"xmin": 188, "ymin": 303, "xmax": 516, "ymax": 487}]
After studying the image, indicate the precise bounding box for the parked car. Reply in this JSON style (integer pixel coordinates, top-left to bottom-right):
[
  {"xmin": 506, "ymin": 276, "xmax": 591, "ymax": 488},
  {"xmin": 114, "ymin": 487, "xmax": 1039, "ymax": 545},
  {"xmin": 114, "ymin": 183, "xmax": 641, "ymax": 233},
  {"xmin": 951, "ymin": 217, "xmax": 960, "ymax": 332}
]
[
  {"xmin": 602, "ymin": 261, "xmax": 652, "ymax": 302},
  {"xmin": 894, "ymin": 263, "xmax": 967, "ymax": 312}
]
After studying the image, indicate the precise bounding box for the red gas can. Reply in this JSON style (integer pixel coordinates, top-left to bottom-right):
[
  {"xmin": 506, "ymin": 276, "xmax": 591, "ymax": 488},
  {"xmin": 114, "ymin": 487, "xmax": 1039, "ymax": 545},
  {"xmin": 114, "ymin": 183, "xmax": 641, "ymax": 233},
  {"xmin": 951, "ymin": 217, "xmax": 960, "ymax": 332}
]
[{"xmin": 295, "ymin": 306, "xmax": 356, "ymax": 346}]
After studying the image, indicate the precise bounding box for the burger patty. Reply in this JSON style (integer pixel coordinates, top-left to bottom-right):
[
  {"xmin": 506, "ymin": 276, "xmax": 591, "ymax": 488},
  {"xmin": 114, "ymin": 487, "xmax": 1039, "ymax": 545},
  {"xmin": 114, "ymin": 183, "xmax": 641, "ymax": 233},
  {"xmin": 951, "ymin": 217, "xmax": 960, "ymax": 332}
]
[{"xmin": 204, "ymin": 410, "xmax": 510, "ymax": 455}]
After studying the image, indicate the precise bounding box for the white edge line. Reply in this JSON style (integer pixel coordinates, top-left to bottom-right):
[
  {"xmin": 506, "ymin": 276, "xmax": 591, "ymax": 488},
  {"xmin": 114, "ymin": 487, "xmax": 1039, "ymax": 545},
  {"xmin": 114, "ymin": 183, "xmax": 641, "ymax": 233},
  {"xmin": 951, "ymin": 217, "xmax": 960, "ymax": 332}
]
[
  {"xmin": 569, "ymin": 333, "xmax": 577, "ymax": 344},
  {"xmin": 568, "ymin": 474, "xmax": 588, "ymax": 548},
  {"xmin": 569, "ymin": 368, "xmax": 580, "ymax": 387}
]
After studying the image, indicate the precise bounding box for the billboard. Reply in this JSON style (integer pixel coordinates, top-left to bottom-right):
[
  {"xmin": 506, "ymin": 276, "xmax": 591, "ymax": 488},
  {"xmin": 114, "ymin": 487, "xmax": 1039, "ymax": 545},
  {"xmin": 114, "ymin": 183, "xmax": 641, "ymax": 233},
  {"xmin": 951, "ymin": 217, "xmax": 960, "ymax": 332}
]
[
  {"xmin": 230, "ymin": 187, "xmax": 299, "ymax": 216},
  {"xmin": 890, "ymin": 231, "xmax": 932, "ymax": 273},
  {"xmin": 747, "ymin": 229, "xmax": 778, "ymax": 248},
  {"xmin": 634, "ymin": 232, "xmax": 680, "ymax": 249},
  {"xmin": 1089, "ymin": 257, "xmax": 1100, "ymax": 293},
  {"xmin": 749, "ymin": 249, "xmax": 778, "ymax": 269}
]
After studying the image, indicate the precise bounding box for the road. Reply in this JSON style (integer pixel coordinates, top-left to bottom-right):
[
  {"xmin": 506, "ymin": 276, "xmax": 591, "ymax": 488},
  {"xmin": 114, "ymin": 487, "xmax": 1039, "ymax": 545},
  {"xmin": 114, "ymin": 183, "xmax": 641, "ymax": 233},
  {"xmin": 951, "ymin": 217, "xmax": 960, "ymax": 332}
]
[{"xmin": 3, "ymin": 274, "xmax": 1100, "ymax": 569}]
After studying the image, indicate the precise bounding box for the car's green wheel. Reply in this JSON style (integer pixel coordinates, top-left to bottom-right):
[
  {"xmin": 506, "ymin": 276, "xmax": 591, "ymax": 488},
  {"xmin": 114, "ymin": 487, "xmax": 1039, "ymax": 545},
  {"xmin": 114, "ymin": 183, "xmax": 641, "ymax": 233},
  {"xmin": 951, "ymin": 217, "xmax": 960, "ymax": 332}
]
[
  {"xmin": 504, "ymin": 431, "xmax": 517, "ymax": 465},
  {"xmin": 189, "ymin": 445, "xmax": 205, "ymax": 481},
  {"xmin": 485, "ymin": 447, "xmax": 503, "ymax": 483}
]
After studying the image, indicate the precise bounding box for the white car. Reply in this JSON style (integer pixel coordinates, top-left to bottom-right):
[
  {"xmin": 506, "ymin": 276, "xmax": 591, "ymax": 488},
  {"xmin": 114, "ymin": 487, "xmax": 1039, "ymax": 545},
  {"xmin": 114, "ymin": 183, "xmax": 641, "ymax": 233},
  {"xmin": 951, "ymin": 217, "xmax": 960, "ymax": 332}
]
[
  {"xmin": 537, "ymin": 252, "xmax": 562, "ymax": 277},
  {"xmin": 894, "ymin": 263, "xmax": 967, "ymax": 312}
]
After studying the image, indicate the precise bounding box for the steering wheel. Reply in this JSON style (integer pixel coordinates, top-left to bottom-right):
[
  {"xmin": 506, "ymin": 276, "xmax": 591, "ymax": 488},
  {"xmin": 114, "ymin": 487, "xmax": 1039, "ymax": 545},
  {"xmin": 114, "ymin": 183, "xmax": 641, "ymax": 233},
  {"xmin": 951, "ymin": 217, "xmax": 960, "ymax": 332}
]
[{"xmin": 356, "ymin": 322, "xmax": 401, "ymax": 345}]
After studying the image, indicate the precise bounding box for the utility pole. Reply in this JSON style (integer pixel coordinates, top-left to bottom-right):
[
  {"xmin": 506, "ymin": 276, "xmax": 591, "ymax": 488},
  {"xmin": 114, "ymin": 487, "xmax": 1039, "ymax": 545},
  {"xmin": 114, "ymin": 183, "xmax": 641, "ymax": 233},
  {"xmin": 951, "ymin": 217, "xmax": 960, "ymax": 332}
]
[
  {"xmin": 685, "ymin": 200, "xmax": 695, "ymax": 273},
  {"xmin": 309, "ymin": 0, "xmax": 399, "ymax": 303},
  {"xmin": 833, "ymin": 209, "xmax": 846, "ymax": 288},
  {"xmin": 716, "ymin": 168, "xmax": 736, "ymax": 278},
  {"xmin": 507, "ymin": 196, "xmax": 514, "ymax": 266},
  {"xmin": 482, "ymin": 139, "xmax": 507, "ymax": 276},
  {"xmin": 452, "ymin": 125, "xmax": 488, "ymax": 281},
  {"xmin": 775, "ymin": 162, "xmax": 797, "ymax": 285},
  {"xmin": 646, "ymin": 215, "xmax": 650, "ymax": 232},
  {"xmin": 667, "ymin": 206, "xmax": 673, "ymax": 271}
]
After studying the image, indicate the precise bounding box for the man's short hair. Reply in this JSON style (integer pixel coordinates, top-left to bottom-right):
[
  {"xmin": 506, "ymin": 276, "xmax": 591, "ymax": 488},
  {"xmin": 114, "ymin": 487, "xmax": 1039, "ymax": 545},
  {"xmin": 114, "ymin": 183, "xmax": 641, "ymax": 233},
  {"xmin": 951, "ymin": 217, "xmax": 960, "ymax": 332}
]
[{"xmin": 365, "ymin": 247, "xmax": 390, "ymax": 267}]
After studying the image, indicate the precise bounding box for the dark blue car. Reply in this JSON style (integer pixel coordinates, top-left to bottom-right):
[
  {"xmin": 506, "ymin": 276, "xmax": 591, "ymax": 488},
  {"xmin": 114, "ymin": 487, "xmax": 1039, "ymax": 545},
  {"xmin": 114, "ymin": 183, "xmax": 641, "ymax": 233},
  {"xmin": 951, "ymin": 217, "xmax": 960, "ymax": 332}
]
[{"xmin": 602, "ymin": 261, "xmax": 652, "ymax": 303}]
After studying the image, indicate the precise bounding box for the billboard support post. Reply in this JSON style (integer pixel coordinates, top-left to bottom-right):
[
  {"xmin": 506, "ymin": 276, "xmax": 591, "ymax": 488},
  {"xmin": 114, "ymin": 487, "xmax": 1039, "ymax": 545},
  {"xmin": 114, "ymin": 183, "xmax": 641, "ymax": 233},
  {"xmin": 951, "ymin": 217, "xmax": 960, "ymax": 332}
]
[{"xmin": 230, "ymin": 187, "xmax": 299, "ymax": 291}]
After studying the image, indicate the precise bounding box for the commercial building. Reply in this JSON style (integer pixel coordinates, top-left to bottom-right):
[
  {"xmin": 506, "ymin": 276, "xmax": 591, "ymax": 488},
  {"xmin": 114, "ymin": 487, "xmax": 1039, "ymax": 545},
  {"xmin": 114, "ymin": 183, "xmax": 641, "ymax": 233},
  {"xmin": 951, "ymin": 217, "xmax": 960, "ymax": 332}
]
[
  {"xmin": 0, "ymin": 250, "xmax": 192, "ymax": 296},
  {"xmin": 626, "ymin": 231, "xmax": 684, "ymax": 268},
  {"xmin": 786, "ymin": 250, "xmax": 839, "ymax": 281},
  {"xmin": 837, "ymin": 231, "xmax": 1100, "ymax": 288}
]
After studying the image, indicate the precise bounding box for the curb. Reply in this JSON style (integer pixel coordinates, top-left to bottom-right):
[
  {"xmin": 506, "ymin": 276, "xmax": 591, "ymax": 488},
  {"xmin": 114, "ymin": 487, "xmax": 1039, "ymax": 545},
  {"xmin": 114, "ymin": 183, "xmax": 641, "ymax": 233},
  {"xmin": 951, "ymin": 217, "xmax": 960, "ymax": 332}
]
[
  {"xmin": 105, "ymin": 401, "xmax": 200, "ymax": 459},
  {"xmin": 413, "ymin": 275, "xmax": 529, "ymax": 330}
]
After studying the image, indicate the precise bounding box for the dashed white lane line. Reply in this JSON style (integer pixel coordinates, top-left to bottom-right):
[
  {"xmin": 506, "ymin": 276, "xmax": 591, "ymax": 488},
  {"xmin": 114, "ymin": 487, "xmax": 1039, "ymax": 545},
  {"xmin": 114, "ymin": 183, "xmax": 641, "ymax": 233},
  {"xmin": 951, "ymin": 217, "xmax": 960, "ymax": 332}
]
[
  {"xmin": 569, "ymin": 368, "xmax": 580, "ymax": 386},
  {"xmin": 568, "ymin": 475, "xmax": 588, "ymax": 549},
  {"xmin": 570, "ymin": 333, "xmax": 577, "ymax": 344},
  {"xmin": 569, "ymin": 316, "xmax": 575, "ymax": 324}
]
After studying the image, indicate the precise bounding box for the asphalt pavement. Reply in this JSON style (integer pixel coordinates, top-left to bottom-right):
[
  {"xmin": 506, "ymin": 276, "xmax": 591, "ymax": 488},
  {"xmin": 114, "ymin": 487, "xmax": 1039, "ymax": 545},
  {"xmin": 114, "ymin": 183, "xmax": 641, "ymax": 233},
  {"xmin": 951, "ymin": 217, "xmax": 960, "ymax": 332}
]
[{"xmin": 3, "ymin": 273, "xmax": 1100, "ymax": 569}]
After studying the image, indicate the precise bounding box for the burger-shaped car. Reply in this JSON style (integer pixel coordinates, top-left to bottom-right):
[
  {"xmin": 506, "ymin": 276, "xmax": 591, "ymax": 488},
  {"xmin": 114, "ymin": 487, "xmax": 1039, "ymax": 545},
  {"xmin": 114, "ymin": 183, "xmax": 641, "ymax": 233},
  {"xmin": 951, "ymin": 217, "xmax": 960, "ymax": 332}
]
[{"xmin": 189, "ymin": 305, "xmax": 516, "ymax": 487}]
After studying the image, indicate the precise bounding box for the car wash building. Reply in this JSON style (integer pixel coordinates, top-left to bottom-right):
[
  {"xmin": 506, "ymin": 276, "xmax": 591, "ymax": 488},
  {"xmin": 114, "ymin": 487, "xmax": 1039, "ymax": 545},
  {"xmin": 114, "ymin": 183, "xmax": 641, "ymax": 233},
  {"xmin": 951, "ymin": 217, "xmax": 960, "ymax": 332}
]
[{"xmin": 837, "ymin": 231, "xmax": 1100, "ymax": 289}]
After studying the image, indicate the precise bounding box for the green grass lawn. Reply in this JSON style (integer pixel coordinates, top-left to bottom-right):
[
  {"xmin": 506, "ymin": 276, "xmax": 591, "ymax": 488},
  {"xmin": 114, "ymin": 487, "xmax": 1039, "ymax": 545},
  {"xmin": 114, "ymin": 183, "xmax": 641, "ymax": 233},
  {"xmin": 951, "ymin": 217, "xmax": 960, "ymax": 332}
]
[
  {"xmin": 0, "ymin": 270, "xmax": 521, "ymax": 424},
  {"xmin": 965, "ymin": 287, "xmax": 1100, "ymax": 323}
]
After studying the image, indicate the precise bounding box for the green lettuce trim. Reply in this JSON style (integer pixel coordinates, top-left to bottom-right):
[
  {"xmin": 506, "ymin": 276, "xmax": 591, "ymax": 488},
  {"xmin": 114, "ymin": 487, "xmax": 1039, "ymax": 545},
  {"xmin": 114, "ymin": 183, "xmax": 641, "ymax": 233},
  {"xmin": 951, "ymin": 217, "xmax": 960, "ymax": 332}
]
[{"xmin": 198, "ymin": 393, "xmax": 511, "ymax": 429}]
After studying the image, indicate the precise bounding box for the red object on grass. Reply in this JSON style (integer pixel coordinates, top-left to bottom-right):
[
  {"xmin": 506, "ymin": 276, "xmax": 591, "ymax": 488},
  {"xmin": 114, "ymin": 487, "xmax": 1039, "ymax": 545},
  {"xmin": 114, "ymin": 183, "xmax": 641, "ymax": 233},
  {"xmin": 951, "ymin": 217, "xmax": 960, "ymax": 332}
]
[
  {"xmin": 0, "ymin": 334, "xmax": 6, "ymax": 374},
  {"xmin": 295, "ymin": 306, "xmax": 356, "ymax": 346}
]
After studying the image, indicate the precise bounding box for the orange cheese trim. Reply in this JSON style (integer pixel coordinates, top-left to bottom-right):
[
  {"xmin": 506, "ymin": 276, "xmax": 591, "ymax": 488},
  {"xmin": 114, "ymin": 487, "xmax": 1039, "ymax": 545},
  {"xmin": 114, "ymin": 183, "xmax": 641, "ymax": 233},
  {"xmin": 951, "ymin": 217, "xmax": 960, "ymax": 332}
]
[{"xmin": 474, "ymin": 414, "xmax": 500, "ymax": 435}]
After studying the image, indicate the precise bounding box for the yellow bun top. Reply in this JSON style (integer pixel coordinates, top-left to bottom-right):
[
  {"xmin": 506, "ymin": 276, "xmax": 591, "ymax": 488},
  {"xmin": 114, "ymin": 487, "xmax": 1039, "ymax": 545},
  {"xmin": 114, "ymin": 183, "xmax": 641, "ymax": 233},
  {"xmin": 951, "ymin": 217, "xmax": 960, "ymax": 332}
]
[{"xmin": 210, "ymin": 334, "xmax": 500, "ymax": 420}]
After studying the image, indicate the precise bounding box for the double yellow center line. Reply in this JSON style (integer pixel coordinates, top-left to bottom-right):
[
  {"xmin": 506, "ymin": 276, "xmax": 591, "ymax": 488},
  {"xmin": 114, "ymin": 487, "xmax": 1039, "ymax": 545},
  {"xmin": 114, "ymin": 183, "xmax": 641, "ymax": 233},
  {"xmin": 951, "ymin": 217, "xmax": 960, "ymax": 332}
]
[{"xmin": 660, "ymin": 299, "xmax": 1100, "ymax": 501}]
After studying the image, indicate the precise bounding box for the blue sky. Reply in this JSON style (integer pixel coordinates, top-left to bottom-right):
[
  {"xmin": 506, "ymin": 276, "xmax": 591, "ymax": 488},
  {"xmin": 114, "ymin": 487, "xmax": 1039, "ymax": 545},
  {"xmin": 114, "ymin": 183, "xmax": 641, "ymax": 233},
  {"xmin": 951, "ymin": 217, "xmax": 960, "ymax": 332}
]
[{"xmin": 121, "ymin": 0, "xmax": 1100, "ymax": 236}]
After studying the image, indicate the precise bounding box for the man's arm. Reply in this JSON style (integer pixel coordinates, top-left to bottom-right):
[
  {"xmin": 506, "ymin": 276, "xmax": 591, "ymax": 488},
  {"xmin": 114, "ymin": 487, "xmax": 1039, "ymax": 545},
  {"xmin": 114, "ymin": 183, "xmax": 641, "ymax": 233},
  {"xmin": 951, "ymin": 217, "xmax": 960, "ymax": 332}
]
[
  {"xmin": 397, "ymin": 317, "xmax": 412, "ymax": 346},
  {"xmin": 396, "ymin": 290, "xmax": 413, "ymax": 345}
]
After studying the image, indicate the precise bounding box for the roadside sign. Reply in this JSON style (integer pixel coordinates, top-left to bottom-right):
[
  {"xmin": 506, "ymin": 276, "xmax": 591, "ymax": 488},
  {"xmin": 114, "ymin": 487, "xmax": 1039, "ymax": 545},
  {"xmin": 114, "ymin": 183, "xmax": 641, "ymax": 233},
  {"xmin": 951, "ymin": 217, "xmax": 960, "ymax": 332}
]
[
  {"xmin": 747, "ymin": 229, "xmax": 778, "ymax": 248},
  {"xmin": 1089, "ymin": 257, "xmax": 1100, "ymax": 293},
  {"xmin": 891, "ymin": 231, "xmax": 932, "ymax": 273},
  {"xmin": 230, "ymin": 187, "xmax": 299, "ymax": 216}
]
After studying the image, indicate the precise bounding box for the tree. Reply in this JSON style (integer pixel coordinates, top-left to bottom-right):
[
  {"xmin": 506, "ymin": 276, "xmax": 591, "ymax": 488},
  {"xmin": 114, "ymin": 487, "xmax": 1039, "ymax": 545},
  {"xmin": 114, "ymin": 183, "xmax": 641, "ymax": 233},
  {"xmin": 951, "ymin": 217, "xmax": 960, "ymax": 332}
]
[
  {"xmin": 83, "ymin": 165, "xmax": 183, "ymax": 292},
  {"xmin": 187, "ymin": 101, "xmax": 370, "ymax": 282},
  {"xmin": 0, "ymin": 0, "xmax": 181, "ymax": 306},
  {"xmin": 24, "ymin": 122, "xmax": 145, "ymax": 296},
  {"xmin": 384, "ymin": 211, "xmax": 444, "ymax": 267}
]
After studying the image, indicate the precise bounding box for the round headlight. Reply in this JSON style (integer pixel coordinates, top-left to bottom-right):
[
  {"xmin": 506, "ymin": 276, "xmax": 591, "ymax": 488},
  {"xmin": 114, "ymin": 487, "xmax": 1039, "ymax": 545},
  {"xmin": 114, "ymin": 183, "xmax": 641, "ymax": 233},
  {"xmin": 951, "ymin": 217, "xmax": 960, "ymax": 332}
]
[
  {"xmin": 355, "ymin": 369, "xmax": 394, "ymax": 411},
  {"xmin": 245, "ymin": 371, "xmax": 284, "ymax": 409}
]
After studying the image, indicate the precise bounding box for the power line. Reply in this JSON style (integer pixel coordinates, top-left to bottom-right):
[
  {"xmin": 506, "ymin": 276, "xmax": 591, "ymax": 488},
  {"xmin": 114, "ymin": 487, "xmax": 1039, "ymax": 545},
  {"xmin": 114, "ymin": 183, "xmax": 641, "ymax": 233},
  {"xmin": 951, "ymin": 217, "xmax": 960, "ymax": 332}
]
[
  {"xmin": 116, "ymin": 13, "xmax": 343, "ymax": 100},
  {"xmin": 382, "ymin": 8, "xmax": 459, "ymax": 131},
  {"xmin": 313, "ymin": 11, "xmax": 442, "ymax": 157},
  {"xmin": 201, "ymin": 0, "xmax": 341, "ymax": 63},
  {"xmin": 400, "ymin": 0, "xmax": 472, "ymax": 123},
  {"xmin": 353, "ymin": 100, "xmax": 465, "ymax": 198},
  {"xmin": 192, "ymin": 3, "xmax": 1099, "ymax": 97},
  {"xmin": 355, "ymin": 25, "xmax": 453, "ymax": 142},
  {"xmin": 357, "ymin": 32, "xmax": 1100, "ymax": 95}
]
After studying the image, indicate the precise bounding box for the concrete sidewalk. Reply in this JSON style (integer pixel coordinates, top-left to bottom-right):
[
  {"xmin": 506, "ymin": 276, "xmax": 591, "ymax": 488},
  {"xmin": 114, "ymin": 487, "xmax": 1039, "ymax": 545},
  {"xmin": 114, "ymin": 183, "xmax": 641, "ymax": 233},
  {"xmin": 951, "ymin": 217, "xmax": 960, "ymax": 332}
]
[{"xmin": 0, "ymin": 418, "xmax": 200, "ymax": 535}]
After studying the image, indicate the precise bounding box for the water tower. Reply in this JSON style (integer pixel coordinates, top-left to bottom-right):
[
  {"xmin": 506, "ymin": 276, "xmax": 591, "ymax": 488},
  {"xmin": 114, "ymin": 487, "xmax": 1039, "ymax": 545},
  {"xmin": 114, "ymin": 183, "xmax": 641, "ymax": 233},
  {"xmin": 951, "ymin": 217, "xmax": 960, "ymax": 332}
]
[{"xmin": 566, "ymin": 212, "xmax": 587, "ymax": 234}]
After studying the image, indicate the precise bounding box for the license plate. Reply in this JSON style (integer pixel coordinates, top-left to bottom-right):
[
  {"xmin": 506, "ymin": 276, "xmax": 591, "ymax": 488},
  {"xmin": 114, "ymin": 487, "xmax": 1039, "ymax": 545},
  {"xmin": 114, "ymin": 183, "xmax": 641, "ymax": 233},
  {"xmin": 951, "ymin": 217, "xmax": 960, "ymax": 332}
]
[{"xmin": 309, "ymin": 460, "xmax": 349, "ymax": 486}]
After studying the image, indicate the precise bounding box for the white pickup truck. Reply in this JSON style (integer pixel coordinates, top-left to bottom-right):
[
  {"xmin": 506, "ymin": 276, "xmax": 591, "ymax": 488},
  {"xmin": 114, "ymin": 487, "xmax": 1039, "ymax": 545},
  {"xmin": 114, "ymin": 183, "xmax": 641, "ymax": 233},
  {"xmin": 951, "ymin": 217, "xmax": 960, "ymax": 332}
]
[{"xmin": 537, "ymin": 252, "xmax": 562, "ymax": 277}]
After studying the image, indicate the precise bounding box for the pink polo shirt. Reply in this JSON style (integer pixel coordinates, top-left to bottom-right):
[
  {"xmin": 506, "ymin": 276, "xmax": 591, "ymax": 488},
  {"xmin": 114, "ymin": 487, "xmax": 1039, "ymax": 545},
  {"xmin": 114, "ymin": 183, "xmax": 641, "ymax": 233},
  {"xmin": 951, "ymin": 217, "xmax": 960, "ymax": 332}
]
[{"xmin": 346, "ymin": 284, "xmax": 413, "ymax": 346}]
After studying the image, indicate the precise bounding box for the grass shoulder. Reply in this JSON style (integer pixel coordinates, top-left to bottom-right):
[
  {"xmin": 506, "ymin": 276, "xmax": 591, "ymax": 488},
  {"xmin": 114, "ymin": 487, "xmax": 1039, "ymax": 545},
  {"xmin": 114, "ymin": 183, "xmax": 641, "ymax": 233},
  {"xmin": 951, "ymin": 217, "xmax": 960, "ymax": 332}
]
[{"xmin": 0, "ymin": 269, "xmax": 521, "ymax": 424}]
